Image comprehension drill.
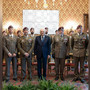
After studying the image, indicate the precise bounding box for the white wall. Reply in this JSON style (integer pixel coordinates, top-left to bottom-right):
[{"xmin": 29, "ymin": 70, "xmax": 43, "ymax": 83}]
[{"xmin": 23, "ymin": 10, "xmax": 59, "ymax": 34}]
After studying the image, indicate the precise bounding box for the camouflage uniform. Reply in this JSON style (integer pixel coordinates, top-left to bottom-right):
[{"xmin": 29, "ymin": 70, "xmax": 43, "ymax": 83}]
[
  {"xmin": 18, "ymin": 35, "xmax": 34, "ymax": 79},
  {"xmin": 3, "ymin": 34, "xmax": 18, "ymax": 80},
  {"xmin": 52, "ymin": 34, "xmax": 69, "ymax": 78},
  {"xmin": 71, "ymin": 33, "xmax": 89, "ymax": 78}
]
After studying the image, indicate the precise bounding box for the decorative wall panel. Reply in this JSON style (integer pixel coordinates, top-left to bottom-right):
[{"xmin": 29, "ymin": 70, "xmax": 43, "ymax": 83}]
[{"xmin": 2, "ymin": 0, "xmax": 88, "ymax": 32}]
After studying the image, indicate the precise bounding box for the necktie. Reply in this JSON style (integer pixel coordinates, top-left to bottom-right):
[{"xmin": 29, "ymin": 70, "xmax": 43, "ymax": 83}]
[
  {"xmin": 10, "ymin": 35, "xmax": 13, "ymax": 38},
  {"xmin": 41, "ymin": 36, "xmax": 44, "ymax": 42},
  {"xmin": 61, "ymin": 34, "xmax": 63, "ymax": 37},
  {"xmin": 60, "ymin": 34, "xmax": 62, "ymax": 38}
]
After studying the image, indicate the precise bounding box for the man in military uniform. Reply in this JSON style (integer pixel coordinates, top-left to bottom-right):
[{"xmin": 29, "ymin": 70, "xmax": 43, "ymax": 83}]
[
  {"xmin": 52, "ymin": 27, "xmax": 69, "ymax": 81},
  {"xmin": 2, "ymin": 31, "xmax": 7, "ymax": 60},
  {"xmin": 2, "ymin": 31, "xmax": 7, "ymax": 36},
  {"xmin": 55, "ymin": 30, "xmax": 58, "ymax": 35},
  {"xmin": 18, "ymin": 27, "xmax": 34, "ymax": 81},
  {"xmin": 17, "ymin": 30, "xmax": 22, "ymax": 71},
  {"xmin": 45, "ymin": 27, "xmax": 52, "ymax": 44},
  {"xmin": 30, "ymin": 28, "xmax": 35, "ymax": 39},
  {"xmin": 2, "ymin": 31, "xmax": 7, "ymax": 81},
  {"xmin": 67, "ymin": 31, "xmax": 74, "ymax": 71},
  {"xmin": 17, "ymin": 30, "xmax": 22, "ymax": 58},
  {"xmin": 71, "ymin": 25, "xmax": 89, "ymax": 83},
  {"xmin": 86, "ymin": 30, "xmax": 89, "ymax": 58},
  {"xmin": 30, "ymin": 28, "xmax": 36, "ymax": 62},
  {"xmin": 45, "ymin": 27, "xmax": 52, "ymax": 63},
  {"xmin": 17, "ymin": 30, "xmax": 22, "ymax": 38},
  {"xmin": 68, "ymin": 31, "xmax": 74, "ymax": 53},
  {"xmin": 3, "ymin": 26, "xmax": 18, "ymax": 82}
]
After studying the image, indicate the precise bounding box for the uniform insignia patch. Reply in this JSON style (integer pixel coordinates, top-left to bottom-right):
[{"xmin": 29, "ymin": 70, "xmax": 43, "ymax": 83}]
[
  {"xmin": 22, "ymin": 40, "xmax": 24, "ymax": 42},
  {"xmin": 29, "ymin": 39, "xmax": 32, "ymax": 43}
]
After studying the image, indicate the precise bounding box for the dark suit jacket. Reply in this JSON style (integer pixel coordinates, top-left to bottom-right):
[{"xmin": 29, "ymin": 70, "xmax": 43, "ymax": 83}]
[{"xmin": 34, "ymin": 35, "xmax": 51, "ymax": 59}]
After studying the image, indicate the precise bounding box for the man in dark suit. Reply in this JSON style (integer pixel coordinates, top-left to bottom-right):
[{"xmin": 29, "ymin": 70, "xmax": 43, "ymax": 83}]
[{"xmin": 34, "ymin": 29, "xmax": 51, "ymax": 80}]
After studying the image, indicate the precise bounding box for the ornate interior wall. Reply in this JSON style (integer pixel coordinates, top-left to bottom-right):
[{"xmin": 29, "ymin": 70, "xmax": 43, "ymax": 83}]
[{"xmin": 2, "ymin": 0, "xmax": 88, "ymax": 32}]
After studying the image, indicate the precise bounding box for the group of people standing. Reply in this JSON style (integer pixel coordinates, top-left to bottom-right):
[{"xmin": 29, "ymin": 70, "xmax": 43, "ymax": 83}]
[{"xmin": 2, "ymin": 25, "xmax": 89, "ymax": 83}]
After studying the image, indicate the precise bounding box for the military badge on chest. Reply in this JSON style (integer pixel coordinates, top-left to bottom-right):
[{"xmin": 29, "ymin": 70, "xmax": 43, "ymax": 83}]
[
  {"xmin": 61, "ymin": 37, "xmax": 63, "ymax": 42},
  {"xmin": 82, "ymin": 36, "xmax": 86, "ymax": 44},
  {"xmin": 63, "ymin": 37, "xmax": 68, "ymax": 44},
  {"xmin": 55, "ymin": 37, "xmax": 59, "ymax": 42},
  {"xmin": 21, "ymin": 40, "xmax": 25, "ymax": 43},
  {"xmin": 28, "ymin": 39, "xmax": 32, "ymax": 43}
]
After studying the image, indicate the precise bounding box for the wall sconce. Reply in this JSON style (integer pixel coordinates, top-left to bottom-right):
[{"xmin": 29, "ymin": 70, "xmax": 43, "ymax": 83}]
[
  {"xmin": 28, "ymin": 1, "xmax": 30, "ymax": 5},
  {"xmin": 64, "ymin": 20, "xmax": 78, "ymax": 30},
  {"xmin": 60, "ymin": 2, "xmax": 62, "ymax": 5},
  {"xmin": 24, "ymin": 0, "xmax": 26, "ymax": 2},
  {"xmin": 65, "ymin": 0, "xmax": 67, "ymax": 2},
  {"xmin": 43, "ymin": 0, "xmax": 48, "ymax": 8},
  {"xmin": 43, "ymin": 3, "xmax": 48, "ymax": 8},
  {"xmin": 24, "ymin": 0, "xmax": 68, "ymax": 7},
  {"xmin": 52, "ymin": 0, "xmax": 56, "ymax": 6},
  {"xmin": 35, "ymin": 0, "xmax": 39, "ymax": 7},
  {"xmin": 3, "ymin": 21, "xmax": 20, "ymax": 31}
]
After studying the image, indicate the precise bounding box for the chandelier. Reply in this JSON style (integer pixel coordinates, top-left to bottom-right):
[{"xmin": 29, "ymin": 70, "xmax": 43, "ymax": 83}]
[{"xmin": 24, "ymin": 0, "xmax": 68, "ymax": 8}]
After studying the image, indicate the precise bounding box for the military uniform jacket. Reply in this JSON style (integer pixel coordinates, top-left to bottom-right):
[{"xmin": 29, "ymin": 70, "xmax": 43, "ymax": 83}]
[
  {"xmin": 71, "ymin": 33, "xmax": 89, "ymax": 57},
  {"xmin": 29, "ymin": 34, "xmax": 36, "ymax": 55},
  {"xmin": 18, "ymin": 35, "xmax": 34, "ymax": 56},
  {"xmin": 52, "ymin": 34, "xmax": 69, "ymax": 58},
  {"xmin": 3, "ymin": 34, "xmax": 17, "ymax": 57}
]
